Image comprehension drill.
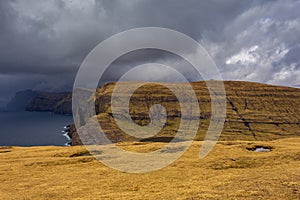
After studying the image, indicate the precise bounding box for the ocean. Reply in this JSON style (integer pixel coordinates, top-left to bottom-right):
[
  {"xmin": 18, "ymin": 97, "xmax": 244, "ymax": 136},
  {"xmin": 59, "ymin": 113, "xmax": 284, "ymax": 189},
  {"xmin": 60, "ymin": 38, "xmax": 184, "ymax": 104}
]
[{"xmin": 0, "ymin": 111, "xmax": 73, "ymax": 146}]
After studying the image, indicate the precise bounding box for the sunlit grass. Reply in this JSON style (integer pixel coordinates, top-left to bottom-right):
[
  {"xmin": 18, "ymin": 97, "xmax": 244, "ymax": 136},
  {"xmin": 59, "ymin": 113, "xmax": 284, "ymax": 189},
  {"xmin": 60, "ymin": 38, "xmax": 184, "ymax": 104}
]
[{"xmin": 0, "ymin": 137, "xmax": 299, "ymax": 199}]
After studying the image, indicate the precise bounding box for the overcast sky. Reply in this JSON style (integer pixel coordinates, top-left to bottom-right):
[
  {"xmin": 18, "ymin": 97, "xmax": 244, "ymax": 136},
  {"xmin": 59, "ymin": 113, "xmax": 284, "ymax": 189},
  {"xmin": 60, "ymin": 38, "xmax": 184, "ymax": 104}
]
[{"xmin": 0, "ymin": 0, "xmax": 299, "ymax": 105}]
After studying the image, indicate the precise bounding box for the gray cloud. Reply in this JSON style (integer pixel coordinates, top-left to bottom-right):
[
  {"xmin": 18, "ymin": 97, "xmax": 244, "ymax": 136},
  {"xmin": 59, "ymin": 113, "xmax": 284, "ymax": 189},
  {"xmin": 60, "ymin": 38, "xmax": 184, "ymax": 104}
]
[
  {"xmin": 201, "ymin": 0, "xmax": 300, "ymax": 86},
  {"xmin": 0, "ymin": 0, "xmax": 299, "ymax": 102}
]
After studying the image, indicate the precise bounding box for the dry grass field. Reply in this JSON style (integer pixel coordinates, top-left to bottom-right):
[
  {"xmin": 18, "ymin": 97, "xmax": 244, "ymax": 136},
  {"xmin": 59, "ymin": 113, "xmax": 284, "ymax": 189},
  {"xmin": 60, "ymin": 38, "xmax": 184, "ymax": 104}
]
[
  {"xmin": 1, "ymin": 137, "xmax": 299, "ymax": 199},
  {"xmin": 1, "ymin": 81, "xmax": 299, "ymax": 199}
]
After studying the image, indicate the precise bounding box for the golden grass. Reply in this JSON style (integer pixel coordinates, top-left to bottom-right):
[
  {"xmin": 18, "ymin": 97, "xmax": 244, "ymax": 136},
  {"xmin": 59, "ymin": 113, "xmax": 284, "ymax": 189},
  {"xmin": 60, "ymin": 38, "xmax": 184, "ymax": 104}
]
[
  {"xmin": 89, "ymin": 81, "xmax": 300, "ymax": 144},
  {"xmin": 0, "ymin": 137, "xmax": 299, "ymax": 199}
]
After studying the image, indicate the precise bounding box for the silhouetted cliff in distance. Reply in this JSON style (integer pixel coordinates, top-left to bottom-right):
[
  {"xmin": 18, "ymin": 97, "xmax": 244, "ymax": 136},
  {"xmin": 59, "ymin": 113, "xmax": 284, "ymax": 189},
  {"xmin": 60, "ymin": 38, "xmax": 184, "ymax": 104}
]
[
  {"xmin": 6, "ymin": 90, "xmax": 72, "ymax": 115},
  {"xmin": 6, "ymin": 89, "xmax": 38, "ymax": 111}
]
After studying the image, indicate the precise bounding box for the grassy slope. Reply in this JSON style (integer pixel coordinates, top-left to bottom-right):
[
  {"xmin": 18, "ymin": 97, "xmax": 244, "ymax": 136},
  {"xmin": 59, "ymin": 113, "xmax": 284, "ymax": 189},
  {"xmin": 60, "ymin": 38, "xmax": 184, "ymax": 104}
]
[
  {"xmin": 1, "ymin": 81, "xmax": 299, "ymax": 199},
  {"xmin": 71, "ymin": 81, "xmax": 300, "ymax": 144},
  {"xmin": 1, "ymin": 137, "xmax": 299, "ymax": 199}
]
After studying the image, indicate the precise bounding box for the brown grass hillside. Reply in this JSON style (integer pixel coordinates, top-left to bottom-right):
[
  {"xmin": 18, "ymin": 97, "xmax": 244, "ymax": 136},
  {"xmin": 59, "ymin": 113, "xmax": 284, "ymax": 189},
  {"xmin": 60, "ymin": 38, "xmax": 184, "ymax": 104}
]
[
  {"xmin": 0, "ymin": 137, "xmax": 299, "ymax": 199},
  {"xmin": 71, "ymin": 81, "xmax": 300, "ymax": 145},
  {"xmin": 1, "ymin": 81, "xmax": 299, "ymax": 199}
]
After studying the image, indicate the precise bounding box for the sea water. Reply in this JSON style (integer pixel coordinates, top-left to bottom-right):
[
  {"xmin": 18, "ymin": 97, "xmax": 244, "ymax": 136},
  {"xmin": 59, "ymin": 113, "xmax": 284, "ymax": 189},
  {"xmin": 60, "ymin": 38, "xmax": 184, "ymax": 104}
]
[{"xmin": 0, "ymin": 111, "xmax": 73, "ymax": 146}]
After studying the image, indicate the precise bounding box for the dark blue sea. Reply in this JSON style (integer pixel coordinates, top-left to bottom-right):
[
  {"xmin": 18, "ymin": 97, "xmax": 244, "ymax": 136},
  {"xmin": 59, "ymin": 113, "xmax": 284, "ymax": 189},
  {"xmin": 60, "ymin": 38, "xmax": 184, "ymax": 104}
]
[{"xmin": 0, "ymin": 111, "xmax": 73, "ymax": 146}]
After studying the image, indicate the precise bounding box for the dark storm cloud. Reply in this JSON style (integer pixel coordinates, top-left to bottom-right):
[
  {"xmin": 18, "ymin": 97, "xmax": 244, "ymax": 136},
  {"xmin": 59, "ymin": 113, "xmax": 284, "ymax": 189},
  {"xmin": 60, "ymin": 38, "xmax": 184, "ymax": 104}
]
[
  {"xmin": 0, "ymin": 0, "xmax": 258, "ymax": 75},
  {"xmin": 0, "ymin": 0, "xmax": 299, "ymax": 102}
]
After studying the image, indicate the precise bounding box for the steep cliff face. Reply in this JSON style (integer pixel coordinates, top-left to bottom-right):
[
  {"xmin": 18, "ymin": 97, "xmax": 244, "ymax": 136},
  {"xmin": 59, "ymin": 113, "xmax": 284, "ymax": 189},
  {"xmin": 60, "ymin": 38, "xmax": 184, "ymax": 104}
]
[
  {"xmin": 70, "ymin": 81, "xmax": 300, "ymax": 145},
  {"xmin": 6, "ymin": 90, "xmax": 72, "ymax": 114},
  {"xmin": 25, "ymin": 92, "xmax": 72, "ymax": 114},
  {"xmin": 6, "ymin": 90, "xmax": 38, "ymax": 111}
]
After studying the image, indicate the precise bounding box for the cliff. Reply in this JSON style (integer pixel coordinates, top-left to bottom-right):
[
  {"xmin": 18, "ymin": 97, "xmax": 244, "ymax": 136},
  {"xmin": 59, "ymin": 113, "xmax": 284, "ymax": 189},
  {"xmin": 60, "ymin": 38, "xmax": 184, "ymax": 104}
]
[
  {"xmin": 26, "ymin": 92, "xmax": 72, "ymax": 115},
  {"xmin": 69, "ymin": 81, "xmax": 300, "ymax": 145},
  {"xmin": 6, "ymin": 89, "xmax": 38, "ymax": 111},
  {"xmin": 6, "ymin": 90, "xmax": 72, "ymax": 115}
]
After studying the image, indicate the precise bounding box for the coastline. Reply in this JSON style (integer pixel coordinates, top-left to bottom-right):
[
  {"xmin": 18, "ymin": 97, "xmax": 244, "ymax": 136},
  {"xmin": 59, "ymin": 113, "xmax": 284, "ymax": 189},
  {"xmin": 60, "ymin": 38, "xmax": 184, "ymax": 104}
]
[
  {"xmin": 0, "ymin": 111, "xmax": 73, "ymax": 147},
  {"xmin": 62, "ymin": 125, "xmax": 72, "ymax": 146}
]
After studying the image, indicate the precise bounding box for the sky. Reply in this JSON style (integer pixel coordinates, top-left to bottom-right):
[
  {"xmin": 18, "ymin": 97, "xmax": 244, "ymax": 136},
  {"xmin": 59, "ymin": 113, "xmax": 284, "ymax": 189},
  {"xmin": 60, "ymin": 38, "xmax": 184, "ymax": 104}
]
[{"xmin": 0, "ymin": 0, "xmax": 300, "ymax": 105}]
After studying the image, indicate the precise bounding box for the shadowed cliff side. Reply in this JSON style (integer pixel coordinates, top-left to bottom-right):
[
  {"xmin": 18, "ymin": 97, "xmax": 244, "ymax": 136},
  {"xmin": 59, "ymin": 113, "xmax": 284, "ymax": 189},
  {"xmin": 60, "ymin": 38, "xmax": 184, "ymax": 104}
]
[
  {"xmin": 6, "ymin": 89, "xmax": 38, "ymax": 111},
  {"xmin": 6, "ymin": 90, "xmax": 72, "ymax": 115},
  {"xmin": 26, "ymin": 92, "xmax": 72, "ymax": 115}
]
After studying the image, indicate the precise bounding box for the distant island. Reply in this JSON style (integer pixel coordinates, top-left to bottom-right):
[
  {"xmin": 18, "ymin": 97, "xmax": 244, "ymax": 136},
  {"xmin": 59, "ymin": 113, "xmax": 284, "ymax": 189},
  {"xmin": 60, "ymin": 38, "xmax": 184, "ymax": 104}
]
[{"xmin": 6, "ymin": 89, "xmax": 72, "ymax": 115}]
